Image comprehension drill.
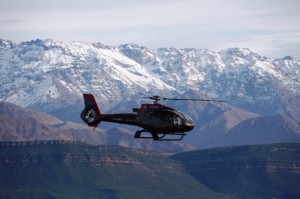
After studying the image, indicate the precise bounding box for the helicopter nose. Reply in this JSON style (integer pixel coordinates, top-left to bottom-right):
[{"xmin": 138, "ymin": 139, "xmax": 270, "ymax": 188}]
[{"xmin": 185, "ymin": 123, "xmax": 194, "ymax": 131}]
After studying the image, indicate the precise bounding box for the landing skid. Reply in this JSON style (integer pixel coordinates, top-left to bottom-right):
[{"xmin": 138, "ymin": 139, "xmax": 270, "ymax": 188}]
[{"xmin": 134, "ymin": 129, "xmax": 186, "ymax": 141}]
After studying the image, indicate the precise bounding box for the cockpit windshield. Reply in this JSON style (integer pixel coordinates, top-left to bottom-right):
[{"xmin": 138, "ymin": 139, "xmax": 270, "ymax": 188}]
[{"xmin": 177, "ymin": 111, "xmax": 194, "ymax": 125}]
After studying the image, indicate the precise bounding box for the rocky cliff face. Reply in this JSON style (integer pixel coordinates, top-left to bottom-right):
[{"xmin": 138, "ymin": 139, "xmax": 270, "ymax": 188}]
[{"xmin": 1, "ymin": 141, "xmax": 299, "ymax": 199}]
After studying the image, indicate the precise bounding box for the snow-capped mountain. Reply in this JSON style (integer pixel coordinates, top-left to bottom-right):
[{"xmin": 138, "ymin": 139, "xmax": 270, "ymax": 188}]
[
  {"xmin": 119, "ymin": 44, "xmax": 300, "ymax": 120},
  {"xmin": 0, "ymin": 39, "xmax": 300, "ymax": 122},
  {"xmin": 1, "ymin": 39, "xmax": 300, "ymax": 149},
  {"xmin": 0, "ymin": 39, "xmax": 174, "ymax": 112}
]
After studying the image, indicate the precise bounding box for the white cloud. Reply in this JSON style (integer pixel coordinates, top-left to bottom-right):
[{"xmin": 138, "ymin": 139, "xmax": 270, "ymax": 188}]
[{"xmin": 0, "ymin": 0, "xmax": 300, "ymax": 59}]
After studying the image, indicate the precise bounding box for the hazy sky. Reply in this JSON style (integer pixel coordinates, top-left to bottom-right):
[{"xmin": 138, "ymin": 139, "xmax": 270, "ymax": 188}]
[{"xmin": 1, "ymin": 0, "xmax": 300, "ymax": 59}]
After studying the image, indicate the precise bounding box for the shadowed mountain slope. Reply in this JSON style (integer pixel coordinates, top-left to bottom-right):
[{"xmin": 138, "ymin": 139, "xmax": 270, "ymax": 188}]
[{"xmin": 0, "ymin": 102, "xmax": 194, "ymax": 152}]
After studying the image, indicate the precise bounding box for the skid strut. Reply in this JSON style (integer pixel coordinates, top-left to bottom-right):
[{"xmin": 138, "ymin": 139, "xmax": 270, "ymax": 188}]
[{"xmin": 134, "ymin": 129, "xmax": 186, "ymax": 141}]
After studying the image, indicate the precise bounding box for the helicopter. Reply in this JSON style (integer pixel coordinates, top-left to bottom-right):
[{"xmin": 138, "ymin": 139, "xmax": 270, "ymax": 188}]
[{"xmin": 80, "ymin": 93, "xmax": 224, "ymax": 141}]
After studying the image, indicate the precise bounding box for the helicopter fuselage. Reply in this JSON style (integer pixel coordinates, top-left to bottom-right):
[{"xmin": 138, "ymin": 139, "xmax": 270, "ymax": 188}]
[
  {"xmin": 80, "ymin": 94, "xmax": 194, "ymax": 141},
  {"xmin": 98, "ymin": 105, "xmax": 194, "ymax": 133}
]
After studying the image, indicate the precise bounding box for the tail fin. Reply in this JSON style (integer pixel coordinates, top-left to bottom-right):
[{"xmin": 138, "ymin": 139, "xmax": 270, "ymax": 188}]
[{"xmin": 80, "ymin": 93, "xmax": 102, "ymax": 128}]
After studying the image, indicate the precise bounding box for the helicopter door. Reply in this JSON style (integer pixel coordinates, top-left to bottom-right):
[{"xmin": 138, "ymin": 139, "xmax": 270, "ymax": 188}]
[{"xmin": 152, "ymin": 111, "xmax": 172, "ymax": 124}]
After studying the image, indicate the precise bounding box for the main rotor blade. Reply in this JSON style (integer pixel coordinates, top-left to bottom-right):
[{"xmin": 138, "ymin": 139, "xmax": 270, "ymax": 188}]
[
  {"xmin": 142, "ymin": 95, "xmax": 226, "ymax": 103},
  {"xmin": 142, "ymin": 96, "xmax": 160, "ymax": 100},
  {"xmin": 143, "ymin": 96, "xmax": 160, "ymax": 99},
  {"xmin": 162, "ymin": 98, "xmax": 226, "ymax": 102}
]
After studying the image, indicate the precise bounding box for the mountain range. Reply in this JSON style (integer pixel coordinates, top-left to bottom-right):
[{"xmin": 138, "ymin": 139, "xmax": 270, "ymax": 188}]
[
  {"xmin": 1, "ymin": 39, "xmax": 300, "ymax": 149},
  {"xmin": 1, "ymin": 39, "xmax": 300, "ymax": 116},
  {"xmin": 1, "ymin": 141, "xmax": 299, "ymax": 199}
]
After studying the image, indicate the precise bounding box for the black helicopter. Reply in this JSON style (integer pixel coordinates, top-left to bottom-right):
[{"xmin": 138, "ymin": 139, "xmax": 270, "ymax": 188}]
[{"xmin": 80, "ymin": 93, "xmax": 224, "ymax": 141}]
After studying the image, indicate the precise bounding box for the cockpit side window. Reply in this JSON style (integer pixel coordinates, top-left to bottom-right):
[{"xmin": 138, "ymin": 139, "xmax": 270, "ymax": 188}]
[{"xmin": 153, "ymin": 110, "xmax": 172, "ymax": 122}]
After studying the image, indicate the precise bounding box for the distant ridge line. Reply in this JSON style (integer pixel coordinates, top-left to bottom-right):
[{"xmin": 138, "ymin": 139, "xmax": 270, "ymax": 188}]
[
  {"xmin": 0, "ymin": 140, "xmax": 89, "ymax": 147},
  {"xmin": 2, "ymin": 140, "xmax": 300, "ymax": 151}
]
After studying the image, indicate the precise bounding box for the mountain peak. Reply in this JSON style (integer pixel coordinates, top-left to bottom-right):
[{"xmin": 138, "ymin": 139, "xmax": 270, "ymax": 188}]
[
  {"xmin": 0, "ymin": 39, "xmax": 14, "ymax": 48},
  {"xmin": 119, "ymin": 43, "xmax": 146, "ymax": 50},
  {"xmin": 219, "ymin": 47, "xmax": 257, "ymax": 58},
  {"xmin": 283, "ymin": 55, "xmax": 295, "ymax": 60}
]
